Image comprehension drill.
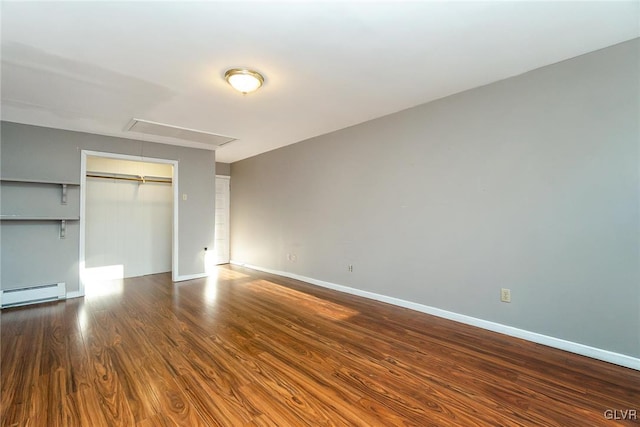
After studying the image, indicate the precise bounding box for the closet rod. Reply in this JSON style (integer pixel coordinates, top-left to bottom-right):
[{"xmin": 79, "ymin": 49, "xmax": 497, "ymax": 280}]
[{"xmin": 86, "ymin": 172, "xmax": 172, "ymax": 184}]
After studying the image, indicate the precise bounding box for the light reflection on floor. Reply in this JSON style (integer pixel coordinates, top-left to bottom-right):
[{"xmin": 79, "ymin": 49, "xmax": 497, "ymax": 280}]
[
  {"xmin": 247, "ymin": 279, "xmax": 360, "ymax": 321},
  {"xmin": 82, "ymin": 264, "xmax": 125, "ymax": 297},
  {"xmin": 204, "ymin": 270, "xmax": 218, "ymax": 303}
]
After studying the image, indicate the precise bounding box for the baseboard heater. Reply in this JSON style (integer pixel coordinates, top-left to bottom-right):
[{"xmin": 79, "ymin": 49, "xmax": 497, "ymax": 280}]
[{"xmin": 0, "ymin": 283, "xmax": 66, "ymax": 308}]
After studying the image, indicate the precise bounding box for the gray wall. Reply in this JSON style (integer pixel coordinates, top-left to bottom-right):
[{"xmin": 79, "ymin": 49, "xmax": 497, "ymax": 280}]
[
  {"xmin": 230, "ymin": 39, "xmax": 640, "ymax": 357},
  {"xmin": 216, "ymin": 162, "xmax": 231, "ymax": 176},
  {"xmin": 1, "ymin": 122, "xmax": 216, "ymax": 292}
]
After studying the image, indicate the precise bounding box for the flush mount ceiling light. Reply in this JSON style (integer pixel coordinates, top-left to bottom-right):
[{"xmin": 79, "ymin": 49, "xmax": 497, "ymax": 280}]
[{"xmin": 224, "ymin": 68, "xmax": 264, "ymax": 94}]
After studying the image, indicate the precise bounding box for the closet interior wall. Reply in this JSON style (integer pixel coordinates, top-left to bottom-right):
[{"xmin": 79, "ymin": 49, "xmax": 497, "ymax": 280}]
[{"xmin": 84, "ymin": 157, "xmax": 173, "ymax": 280}]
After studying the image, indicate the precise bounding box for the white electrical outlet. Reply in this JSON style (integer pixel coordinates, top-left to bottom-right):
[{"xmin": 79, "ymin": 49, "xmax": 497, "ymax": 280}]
[
  {"xmin": 501, "ymin": 288, "xmax": 511, "ymax": 303},
  {"xmin": 348, "ymin": 265, "xmax": 353, "ymax": 272}
]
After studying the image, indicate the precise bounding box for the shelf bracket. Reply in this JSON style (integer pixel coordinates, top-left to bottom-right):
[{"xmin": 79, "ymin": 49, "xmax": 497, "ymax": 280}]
[
  {"xmin": 61, "ymin": 184, "xmax": 68, "ymax": 205},
  {"xmin": 60, "ymin": 220, "xmax": 66, "ymax": 239}
]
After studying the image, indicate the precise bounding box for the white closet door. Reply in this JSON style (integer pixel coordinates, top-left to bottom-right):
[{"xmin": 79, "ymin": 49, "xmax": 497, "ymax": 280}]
[{"xmin": 214, "ymin": 176, "xmax": 230, "ymax": 264}]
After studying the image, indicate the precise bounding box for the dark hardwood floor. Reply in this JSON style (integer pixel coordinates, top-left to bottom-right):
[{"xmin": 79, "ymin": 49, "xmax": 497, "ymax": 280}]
[{"xmin": 1, "ymin": 265, "xmax": 639, "ymax": 426}]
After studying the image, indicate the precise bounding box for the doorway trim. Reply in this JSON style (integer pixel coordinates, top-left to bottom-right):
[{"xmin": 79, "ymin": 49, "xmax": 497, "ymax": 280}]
[
  {"xmin": 78, "ymin": 150, "xmax": 179, "ymax": 296},
  {"xmin": 215, "ymin": 175, "xmax": 231, "ymax": 265}
]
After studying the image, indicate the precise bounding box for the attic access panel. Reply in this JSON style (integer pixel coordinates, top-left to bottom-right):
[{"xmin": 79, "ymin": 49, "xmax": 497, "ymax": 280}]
[{"xmin": 126, "ymin": 118, "xmax": 236, "ymax": 147}]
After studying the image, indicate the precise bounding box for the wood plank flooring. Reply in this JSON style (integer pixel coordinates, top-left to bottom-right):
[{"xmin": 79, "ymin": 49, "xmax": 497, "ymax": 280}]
[{"xmin": 1, "ymin": 265, "xmax": 639, "ymax": 426}]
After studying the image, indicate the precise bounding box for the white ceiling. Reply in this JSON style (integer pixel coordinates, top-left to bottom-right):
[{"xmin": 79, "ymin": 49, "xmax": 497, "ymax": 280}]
[{"xmin": 2, "ymin": 1, "xmax": 638, "ymax": 163}]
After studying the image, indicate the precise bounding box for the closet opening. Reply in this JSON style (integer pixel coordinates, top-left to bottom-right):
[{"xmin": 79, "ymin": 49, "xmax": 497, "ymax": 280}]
[{"xmin": 79, "ymin": 151, "xmax": 179, "ymax": 296}]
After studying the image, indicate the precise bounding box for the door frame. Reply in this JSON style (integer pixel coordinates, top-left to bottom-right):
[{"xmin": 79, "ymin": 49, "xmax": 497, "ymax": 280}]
[
  {"xmin": 79, "ymin": 150, "xmax": 179, "ymax": 296},
  {"xmin": 215, "ymin": 175, "xmax": 231, "ymax": 265}
]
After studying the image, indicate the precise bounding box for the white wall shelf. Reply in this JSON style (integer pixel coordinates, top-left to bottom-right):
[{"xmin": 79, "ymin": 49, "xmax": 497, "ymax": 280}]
[
  {"xmin": 0, "ymin": 216, "xmax": 80, "ymax": 221},
  {"xmin": 0, "ymin": 178, "xmax": 80, "ymax": 186},
  {"xmin": 1, "ymin": 179, "xmax": 80, "ymax": 238}
]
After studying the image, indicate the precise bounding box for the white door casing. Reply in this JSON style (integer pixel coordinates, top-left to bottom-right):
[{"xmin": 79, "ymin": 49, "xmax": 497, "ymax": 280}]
[{"xmin": 214, "ymin": 176, "xmax": 230, "ymax": 265}]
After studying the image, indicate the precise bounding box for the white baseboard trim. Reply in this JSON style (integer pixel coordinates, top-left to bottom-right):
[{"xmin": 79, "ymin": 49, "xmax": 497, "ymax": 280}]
[
  {"xmin": 231, "ymin": 260, "xmax": 640, "ymax": 371},
  {"xmin": 66, "ymin": 291, "xmax": 84, "ymax": 299},
  {"xmin": 173, "ymin": 272, "xmax": 209, "ymax": 282}
]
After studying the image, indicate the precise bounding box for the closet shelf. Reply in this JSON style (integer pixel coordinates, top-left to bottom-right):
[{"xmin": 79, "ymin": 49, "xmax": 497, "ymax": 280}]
[{"xmin": 86, "ymin": 171, "xmax": 172, "ymax": 184}]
